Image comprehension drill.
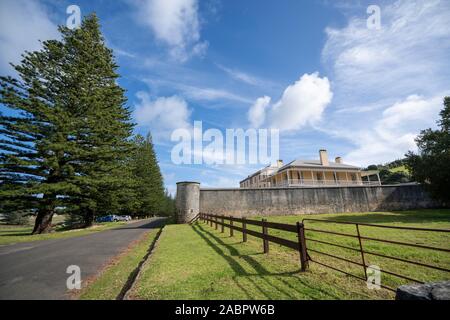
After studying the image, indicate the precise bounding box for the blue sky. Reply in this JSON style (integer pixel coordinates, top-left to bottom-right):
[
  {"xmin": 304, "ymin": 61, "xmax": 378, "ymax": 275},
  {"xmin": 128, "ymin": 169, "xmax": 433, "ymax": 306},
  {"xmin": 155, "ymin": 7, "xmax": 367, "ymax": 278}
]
[{"xmin": 1, "ymin": 0, "xmax": 450, "ymax": 194}]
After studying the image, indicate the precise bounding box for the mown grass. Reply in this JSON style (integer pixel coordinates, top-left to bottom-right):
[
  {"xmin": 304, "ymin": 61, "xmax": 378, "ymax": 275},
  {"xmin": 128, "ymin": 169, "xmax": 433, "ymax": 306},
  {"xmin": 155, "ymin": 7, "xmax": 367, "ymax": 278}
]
[
  {"xmin": 0, "ymin": 221, "xmax": 128, "ymax": 245},
  {"xmin": 131, "ymin": 209, "xmax": 450, "ymax": 300},
  {"xmin": 250, "ymin": 209, "xmax": 450, "ymax": 291},
  {"xmin": 78, "ymin": 228, "xmax": 160, "ymax": 300}
]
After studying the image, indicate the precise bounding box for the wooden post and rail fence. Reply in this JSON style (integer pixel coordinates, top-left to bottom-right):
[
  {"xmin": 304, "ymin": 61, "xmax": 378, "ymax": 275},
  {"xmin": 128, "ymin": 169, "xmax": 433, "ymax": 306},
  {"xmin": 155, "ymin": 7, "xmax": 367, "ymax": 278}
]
[
  {"xmin": 200, "ymin": 213, "xmax": 310, "ymax": 272},
  {"xmin": 198, "ymin": 213, "xmax": 450, "ymax": 292}
]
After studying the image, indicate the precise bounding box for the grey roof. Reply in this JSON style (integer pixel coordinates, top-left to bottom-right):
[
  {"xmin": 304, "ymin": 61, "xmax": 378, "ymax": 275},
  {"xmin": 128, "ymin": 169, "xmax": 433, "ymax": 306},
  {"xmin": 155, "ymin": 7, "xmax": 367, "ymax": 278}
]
[{"xmin": 279, "ymin": 159, "xmax": 360, "ymax": 170}]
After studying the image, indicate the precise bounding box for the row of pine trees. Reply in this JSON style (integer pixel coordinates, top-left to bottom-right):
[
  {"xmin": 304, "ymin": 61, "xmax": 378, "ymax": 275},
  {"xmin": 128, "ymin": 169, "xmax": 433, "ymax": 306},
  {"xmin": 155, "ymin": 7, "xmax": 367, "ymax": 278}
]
[{"xmin": 0, "ymin": 15, "xmax": 174, "ymax": 234}]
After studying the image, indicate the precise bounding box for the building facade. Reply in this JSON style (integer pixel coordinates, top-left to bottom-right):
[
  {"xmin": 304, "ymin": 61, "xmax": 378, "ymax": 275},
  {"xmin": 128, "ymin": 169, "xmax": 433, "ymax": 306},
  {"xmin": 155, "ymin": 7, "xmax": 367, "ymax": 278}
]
[
  {"xmin": 239, "ymin": 161, "xmax": 282, "ymax": 188},
  {"xmin": 239, "ymin": 150, "xmax": 381, "ymax": 188}
]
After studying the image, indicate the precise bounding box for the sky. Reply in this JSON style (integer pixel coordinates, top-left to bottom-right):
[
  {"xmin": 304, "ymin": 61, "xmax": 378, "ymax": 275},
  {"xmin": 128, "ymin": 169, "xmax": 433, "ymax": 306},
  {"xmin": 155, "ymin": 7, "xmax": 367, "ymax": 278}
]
[{"xmin": 1, "ymin": 0, "xmax": 449, "ymax": 195}]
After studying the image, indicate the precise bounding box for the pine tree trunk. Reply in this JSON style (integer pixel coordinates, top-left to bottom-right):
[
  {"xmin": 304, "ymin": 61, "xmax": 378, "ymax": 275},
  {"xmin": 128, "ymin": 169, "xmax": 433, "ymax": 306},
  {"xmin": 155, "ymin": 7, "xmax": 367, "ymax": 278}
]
[
  {"xmin": 84, "ymin": 210, "xmax": 95, "ymax": 228},
  {"xmin": 32, "ymin": 194, "xmax": 56, "ymax": 234},
  {"xmin": 32, "ymin": 210, "xmax": 54, "ymax": 234}
]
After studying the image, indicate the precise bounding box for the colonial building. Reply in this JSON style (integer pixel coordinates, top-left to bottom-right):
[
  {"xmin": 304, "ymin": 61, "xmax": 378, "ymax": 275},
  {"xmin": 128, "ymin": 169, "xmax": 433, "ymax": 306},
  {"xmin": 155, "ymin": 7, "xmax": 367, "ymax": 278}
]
[
  {"xmin": 239, "ymin": 149, "xmax": 381, "ymax": 188},
  {"xmin": 239, "ymin": 161, "xmax": 283, "ymax": 189}
]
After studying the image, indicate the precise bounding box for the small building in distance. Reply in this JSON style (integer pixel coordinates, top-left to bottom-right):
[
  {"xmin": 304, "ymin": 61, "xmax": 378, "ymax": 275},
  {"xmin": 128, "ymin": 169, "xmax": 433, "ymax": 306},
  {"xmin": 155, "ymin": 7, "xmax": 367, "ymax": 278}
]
[{"xmin": 239, "ymin": 149, "xmax": 381, "ymax": 188}]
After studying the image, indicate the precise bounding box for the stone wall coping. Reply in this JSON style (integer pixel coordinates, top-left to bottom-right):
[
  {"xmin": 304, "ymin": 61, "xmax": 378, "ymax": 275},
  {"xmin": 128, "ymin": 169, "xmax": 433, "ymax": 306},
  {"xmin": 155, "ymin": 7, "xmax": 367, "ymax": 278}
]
[
  {"xmin": 200, "ymin": 183, "xmax": 420, "ymax": 191},
  {"xmin": 176, "ymin": 181, "xmax": 201, "ymax": 185}
]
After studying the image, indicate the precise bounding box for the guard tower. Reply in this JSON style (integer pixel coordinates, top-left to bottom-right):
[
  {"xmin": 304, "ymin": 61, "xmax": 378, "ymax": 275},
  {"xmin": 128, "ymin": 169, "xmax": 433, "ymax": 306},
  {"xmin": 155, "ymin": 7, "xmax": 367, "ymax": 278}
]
[{"xmin": 175, "ymin": 182, "xmax": 200, "ymax": 223}]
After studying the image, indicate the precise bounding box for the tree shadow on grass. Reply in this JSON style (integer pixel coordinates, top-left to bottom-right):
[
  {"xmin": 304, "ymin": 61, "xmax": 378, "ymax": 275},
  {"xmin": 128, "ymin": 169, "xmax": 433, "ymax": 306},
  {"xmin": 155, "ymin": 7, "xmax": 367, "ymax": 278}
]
[
  {"xmin": 192, "ymin": 223, "xmax": 341, "ymax": 299},
  {"xmin": 315, "ymin": 210, "xmax": 450, "ymax": 225},
  {"xmin": 192, "ymin": 224, "xmax": 278, "ymax": 299},
  {"xmin": 0, "ymin": 231, "xmax": 31, "ymax": 237}
]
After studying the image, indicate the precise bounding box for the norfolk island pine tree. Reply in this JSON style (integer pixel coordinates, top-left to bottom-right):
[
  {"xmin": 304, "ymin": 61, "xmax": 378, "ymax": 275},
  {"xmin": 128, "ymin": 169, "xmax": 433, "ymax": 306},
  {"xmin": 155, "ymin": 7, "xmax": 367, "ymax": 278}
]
[{"xmin": 0, "ymin": 14, "xmax": 135, "ymax": 233}]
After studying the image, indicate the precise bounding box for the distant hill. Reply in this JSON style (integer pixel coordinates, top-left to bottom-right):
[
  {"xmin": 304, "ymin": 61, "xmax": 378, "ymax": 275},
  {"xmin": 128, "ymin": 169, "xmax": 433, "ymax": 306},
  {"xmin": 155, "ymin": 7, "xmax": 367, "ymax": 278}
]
[
  {"xmin": 364, "ymin": 159, "xmax": 412, "ymax": 184},
  {"xmin": 389, "ymin": 165, "xmax": 410, "ymax": 174}
]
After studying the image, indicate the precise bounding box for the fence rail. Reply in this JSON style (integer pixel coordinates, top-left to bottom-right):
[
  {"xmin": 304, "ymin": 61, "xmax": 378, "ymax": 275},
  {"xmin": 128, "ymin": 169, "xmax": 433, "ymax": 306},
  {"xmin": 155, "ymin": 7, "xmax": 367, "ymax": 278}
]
[
  {"xmin": 200, "ymin": 213, "xmax": 308, "ymax": 270},
  {"xmin": 199, "ymin": 213, "xmax": 450, "ymax": 292},
  {"xmin": 268, "ymin": 179, "xmax": 381, "ymax": 188}
]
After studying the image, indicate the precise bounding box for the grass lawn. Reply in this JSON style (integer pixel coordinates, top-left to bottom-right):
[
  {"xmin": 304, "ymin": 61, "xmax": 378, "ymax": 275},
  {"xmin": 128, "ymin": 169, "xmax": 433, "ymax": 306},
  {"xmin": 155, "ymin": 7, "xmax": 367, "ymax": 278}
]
[
  {"xmin": 78, "ymin": 228, "xmax": 161, "ymax": 300},
  {"xmin": 0, "ymin": 221, "xmax": 129, "ymax": 245},
  {"xmin": 130, "ymin": 209, "xmax": 450, "ymax": 300}
]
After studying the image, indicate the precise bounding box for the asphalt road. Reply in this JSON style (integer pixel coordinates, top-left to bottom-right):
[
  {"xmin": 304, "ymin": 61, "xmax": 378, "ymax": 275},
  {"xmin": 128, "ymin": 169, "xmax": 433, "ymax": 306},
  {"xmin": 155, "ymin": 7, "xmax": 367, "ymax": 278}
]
[{"xmin": 0, "ymin": 217, "xmax": 165, "ymax": 300}]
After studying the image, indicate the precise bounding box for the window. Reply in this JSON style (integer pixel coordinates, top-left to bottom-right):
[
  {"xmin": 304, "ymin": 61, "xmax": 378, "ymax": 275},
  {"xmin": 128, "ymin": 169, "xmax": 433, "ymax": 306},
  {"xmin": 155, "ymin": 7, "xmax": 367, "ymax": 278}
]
[{"xmin": 351, "ymin": 173, "xmax": 357, "ymax": 181}]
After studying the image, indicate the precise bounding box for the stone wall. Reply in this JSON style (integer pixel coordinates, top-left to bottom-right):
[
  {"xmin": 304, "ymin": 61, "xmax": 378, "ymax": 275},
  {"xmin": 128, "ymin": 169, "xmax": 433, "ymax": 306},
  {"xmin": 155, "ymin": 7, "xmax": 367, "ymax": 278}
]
[{"xmin": 197, "ymin": 184, "xmax": 440, "ymax": 217}]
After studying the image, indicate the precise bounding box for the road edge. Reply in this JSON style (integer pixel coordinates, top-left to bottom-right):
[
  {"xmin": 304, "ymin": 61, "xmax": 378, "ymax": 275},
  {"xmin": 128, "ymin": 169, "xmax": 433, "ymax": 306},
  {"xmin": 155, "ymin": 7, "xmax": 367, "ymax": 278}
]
[{"xmin": 120, "ymin": 225, "xmax": 165, "ymax": 300}]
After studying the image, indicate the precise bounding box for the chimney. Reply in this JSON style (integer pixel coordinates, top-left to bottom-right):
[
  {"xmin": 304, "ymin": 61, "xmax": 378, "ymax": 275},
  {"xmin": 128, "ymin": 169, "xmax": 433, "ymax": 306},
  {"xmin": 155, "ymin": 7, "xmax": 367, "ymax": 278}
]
[
  {"xmin": 277, "ymin": 160, "xmax": 284, "ymax": 167},
  {"xmin": 335, "ymin": 157, "xmax": 342, "ymax": 164},
  {"xmin": 319, "ymin": 149, "xmax": 329, "ymax": 166}
]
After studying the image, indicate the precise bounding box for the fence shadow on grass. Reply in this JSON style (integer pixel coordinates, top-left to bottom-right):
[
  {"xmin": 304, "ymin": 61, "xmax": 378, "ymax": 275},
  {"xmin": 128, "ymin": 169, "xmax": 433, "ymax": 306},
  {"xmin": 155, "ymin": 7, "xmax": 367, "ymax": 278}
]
[{"xmin": 191, "ymin": 223, "xmax": 342, "ymax": 299}]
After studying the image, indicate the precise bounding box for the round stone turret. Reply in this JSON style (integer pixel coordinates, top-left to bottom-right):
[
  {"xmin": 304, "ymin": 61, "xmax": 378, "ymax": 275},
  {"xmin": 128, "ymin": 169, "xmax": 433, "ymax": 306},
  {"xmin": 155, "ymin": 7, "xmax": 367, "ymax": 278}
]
[{"xmin": 175, "ymin": 182, "xmax": 200, "ymax": 223}]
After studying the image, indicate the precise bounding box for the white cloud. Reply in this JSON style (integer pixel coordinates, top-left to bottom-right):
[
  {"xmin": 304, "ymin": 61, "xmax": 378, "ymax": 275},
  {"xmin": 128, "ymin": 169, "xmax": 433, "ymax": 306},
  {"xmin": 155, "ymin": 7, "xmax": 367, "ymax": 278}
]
[
  {"xmin": 201, "ymin": 175, "xmax": 239, "ymax": 188},
  {"xmin": 135, "ymin": 0, "xmax": 207, "ymax": 62},
  {"xmin": 320, "ymin": 0, "xmax": 450, "ymax": 165},
  {"xmin": 0, "ymin": 0, "xmax": 58, "ymax": 74},
  {"xmin": 144, "ymin": 78, "xmax": 254, "ymax": 104},
  {"xmin": 216, "ymin": 64, "xmax": 267, "ymax": 86},
  {"xmin": 199, "ymin": 165, "xmax": 256, "ymax": 188},
  {"xmin": 112, "ymin": 48, "xmax": 137, "ymax": 58},
  {"xmin": 179, "ymin": 85, "xmax": 252, "ymax": 103},
  {"xmin": 342, "ymin": 94, "xmax": 445, "ymax": 166},
  {"xmin": 270, "ymin": 73, "xmax": 333, "ymax": 130},
  {"xmin": 248, "ymin": 73, "xmax": 333, "ymax": 131},
  {"xmin": 248, "ymin": 96, "xmax": 271, "ymax": 128},
  {"xmin": 323, "ymin": 0, "xmax": 450, "ymax": 103},
  {"xmin": 133, "ymin": 93, "xmax": 192, "ymax": 141}
]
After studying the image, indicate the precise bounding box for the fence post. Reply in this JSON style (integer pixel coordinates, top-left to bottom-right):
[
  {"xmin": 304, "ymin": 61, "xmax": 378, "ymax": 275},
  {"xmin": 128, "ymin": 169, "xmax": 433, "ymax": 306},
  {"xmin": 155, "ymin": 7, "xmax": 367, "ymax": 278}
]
[
  {"xmin": 242, "ymin": 217, "xmax": 247, "ymax": 242},
  {"xmin": 296, "ymin": 222, "xmax": 308, "ymax": 271},
  {"xmin": 215, "ymin": 215, "xmax": 218, "ymax": 230},
  {"xmin": 221, "ymin": 216, "xmax": 224, "ymax": 233},
  {"xmin": 230, "ymin": 216, "xmax": 234, "ymax": 237},
  {"xmin": 356, "ymin": 224, "xmax": 368, "ymax": 280},
  {"xmin": 262, "ymin": 219, "xmax": 269, "ymax": 254}
]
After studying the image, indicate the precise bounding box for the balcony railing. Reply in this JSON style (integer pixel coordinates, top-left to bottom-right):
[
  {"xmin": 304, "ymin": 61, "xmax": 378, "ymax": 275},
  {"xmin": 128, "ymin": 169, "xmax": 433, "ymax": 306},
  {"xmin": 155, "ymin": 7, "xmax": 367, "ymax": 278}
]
[{"xmin": 269, "ymin": 179, "xmax": 381, "ymax": 188}]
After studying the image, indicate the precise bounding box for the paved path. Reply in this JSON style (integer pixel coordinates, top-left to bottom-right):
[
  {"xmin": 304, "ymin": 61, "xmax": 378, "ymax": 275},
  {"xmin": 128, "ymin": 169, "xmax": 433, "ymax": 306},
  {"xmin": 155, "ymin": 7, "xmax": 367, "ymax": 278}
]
[{"xmin": 0, "ymin": 218, "xmax": 165, "ymax": 300}]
